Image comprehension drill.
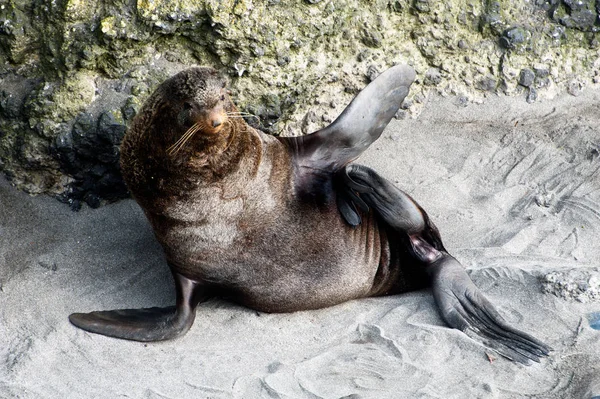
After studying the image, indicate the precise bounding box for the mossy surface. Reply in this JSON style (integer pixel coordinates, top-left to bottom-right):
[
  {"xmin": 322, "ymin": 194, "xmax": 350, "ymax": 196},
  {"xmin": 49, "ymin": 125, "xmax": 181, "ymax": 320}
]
[{"xmin": 0, "ymin": 0, "xmax": 598, "ymax": 207}]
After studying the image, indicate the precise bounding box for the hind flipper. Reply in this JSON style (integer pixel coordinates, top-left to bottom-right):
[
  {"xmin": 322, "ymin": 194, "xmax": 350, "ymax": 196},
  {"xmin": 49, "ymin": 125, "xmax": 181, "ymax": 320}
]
[
  {"xmin": 342, "ymin": 164, "xmax": 551, "ymax": 364},
  {"xmin": 428, "ymin": 255, "xmax": 552, "ymax": 364},
  {"xmin": 69, "ymin": 272, "xmax": 206, "ymax": 342}
]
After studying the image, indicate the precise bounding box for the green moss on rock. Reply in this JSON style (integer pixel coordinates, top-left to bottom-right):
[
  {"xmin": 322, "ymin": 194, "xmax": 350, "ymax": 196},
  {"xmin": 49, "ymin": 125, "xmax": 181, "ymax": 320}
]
[{"xmin": 0, "ymin": 0, "xmax": 598, "ymax": 205}]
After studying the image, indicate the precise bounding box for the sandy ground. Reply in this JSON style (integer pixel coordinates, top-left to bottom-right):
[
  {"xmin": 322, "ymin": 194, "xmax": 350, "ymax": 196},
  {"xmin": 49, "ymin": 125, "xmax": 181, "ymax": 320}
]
[{"xmin": 1, "ymin": 89, "xmax": 600, "ymax": 398}]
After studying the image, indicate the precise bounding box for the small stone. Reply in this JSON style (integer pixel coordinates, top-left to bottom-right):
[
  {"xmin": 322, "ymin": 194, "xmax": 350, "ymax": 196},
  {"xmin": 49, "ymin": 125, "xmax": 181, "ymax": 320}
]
[
  {"xmin": 476, "ymin": 75, "xmax": 497, "ymax": 91},
  {"xmin": 321, "ymin": 114, "xmax": 332, "ymax": 123},
  {"xmin": 568, "ymin": 79, "xmax": 583, "ymax": 96},
  {"xmin": 533, "ymin": 67, "xmax": 549, "ymax": 78},
  {"xmin": 424, "ymin": 68, "xmax": 442, "ymax": 86},
  {"xmin": 400, "ymin": 99, "xmax": 413, "ymax": 110},
  {"xmin": 456, "ymin": 96, "xmax": 469, "ymax": 107},
  {"xmin": 526, "ymin": 87, "xmax": 538, "ymax": 103},
  {"xmin": 560, "ymin": 0, "xmax": 597, "ymax": 31},
  {"xmin": 366, "ymin": 64, "xmax": 380, "ymax": 82},
  {"xmin": 500, "ymin": 27, "xmax": 531, "ymax": 50},
  {"xmin": 89, "ymin": 164, "xmax": 107, "ymax": 177},
  {"xmin": 390, "ymin": 1, "xmax": 404, "ymax": 12},
  {"xmin": 0, "ymin": 90, "xmax": 22, "ymax": 118},
  {"xmin": 414, "ymin": 0, "xmax": 430, "ymax": 13},
  {"xmin": 357, "ymin": 49, "xmax": 371, "ymax": 62},
  {"xmin": 69, "ymin": 199, "xmax": 82, "ymax": 212},
  {"xmin": 38, "ymin": 257, "xmax": 57, "ymax": 271},
  {"xmin": 393, "ymin": 110, "xmax": 406, "ymax": 120},
  {"xmin": 361, "ymin": 28, "xmax": 383, "ymax": 48},
  {"xmin": 518, "ymin": 69, "xmax": 535, "ymax": 87},
  {"xmin": 252, "ymin": 46, "xmax": 265, "ymax": 57},
  {"xmin": 84, "ymin": 192, "xmax": 101, "ymax": 208},
  {"xmin": 301, "ymin": 110, "xmax": 319, "ymax": 134},
  {"xmin": 535, "ymin": 192, "xmax": 551, "ymax": 207},
  {"xmin": 277, "ymin": 56, "xmax": 290, "ymax": 66}
]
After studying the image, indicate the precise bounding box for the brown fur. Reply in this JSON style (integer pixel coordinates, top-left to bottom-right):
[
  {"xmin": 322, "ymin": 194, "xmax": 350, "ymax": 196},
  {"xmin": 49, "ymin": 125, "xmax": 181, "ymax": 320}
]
[{"xmin": 120, "ymin": 67, "xmax": 427, "ymax": 313}]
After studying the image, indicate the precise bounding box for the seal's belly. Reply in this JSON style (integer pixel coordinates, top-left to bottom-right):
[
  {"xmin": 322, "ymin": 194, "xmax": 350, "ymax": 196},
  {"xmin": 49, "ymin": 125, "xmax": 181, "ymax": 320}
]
[{"xmin": 154, "ymin": 203, "xmax": 384, "ymax": 312}]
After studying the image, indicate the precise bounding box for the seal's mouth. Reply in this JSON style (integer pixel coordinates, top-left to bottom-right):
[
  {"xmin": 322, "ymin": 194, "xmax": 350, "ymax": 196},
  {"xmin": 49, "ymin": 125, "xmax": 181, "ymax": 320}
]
[{"xmin": 167, "ymin": 113, "xmax": 229, "ymax": 157}]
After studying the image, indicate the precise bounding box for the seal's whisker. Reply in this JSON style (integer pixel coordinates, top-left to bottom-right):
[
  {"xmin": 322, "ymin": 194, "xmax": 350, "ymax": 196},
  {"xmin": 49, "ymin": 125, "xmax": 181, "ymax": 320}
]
[
  {"xmin": 227, "ymin": 113, "xmax": 256, "ymax": 117},
  {"xmin": 168, "ymin": 125, "xmax": 199, "ymax": 154},
  {"xmin": 170, "ymin": 128, "xmax": 200, "ymax": 154},
  {"xmin": 167, "ymin": 122, "xmax": 203, "ymax": 155},
  {"xmin": 222, "ymin": 119, "xmax": 237, "ymax": 152},
  {"xmin": 226, "ymin": 112, "xmax": 260, "ymax": 122}
]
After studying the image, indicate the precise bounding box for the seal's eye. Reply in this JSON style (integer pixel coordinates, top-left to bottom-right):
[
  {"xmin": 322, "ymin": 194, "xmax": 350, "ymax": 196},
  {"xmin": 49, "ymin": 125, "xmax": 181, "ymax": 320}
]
[
  {"xmin": 183, "ymin": 102, "xmax": 193, "ymax": 111},
  {"xmin": 220, "ymin": 95, "xmax": 225, "ymax": 101}
]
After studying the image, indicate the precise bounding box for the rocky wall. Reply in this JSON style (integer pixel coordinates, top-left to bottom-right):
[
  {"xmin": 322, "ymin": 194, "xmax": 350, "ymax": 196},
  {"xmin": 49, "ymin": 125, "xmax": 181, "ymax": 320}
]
[{"xmin": 0, "ymin": 0, "xmax": 598, "ymax": 209}]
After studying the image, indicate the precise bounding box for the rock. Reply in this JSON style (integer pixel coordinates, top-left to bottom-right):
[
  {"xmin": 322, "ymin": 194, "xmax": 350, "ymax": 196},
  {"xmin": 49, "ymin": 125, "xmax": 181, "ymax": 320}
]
[
  {"xmin": 542, "ymin": 269, "xmax": 600, "ymax": 302},
  {"xmin": 526, "ymin": 87, "xmax": 538, "ymax": 103},
  {"xmin": 568, "ymin": 79, "xmax": 584, "ymax": 96},
  {"xmin": 424, "ymin": 68, "xmax": 442, "ymax": 86},
  {"xmin": 301, "ymin": 109, "xmax": 319, "ymax": 135},
  {"xmin": 551, "ymin": 0, "xmax": 599, "ymax": 31},
  {"xmin": 97, "ymin": 111, "xmax": 126, "ymax": 147},
  {"xmin": 518, "ymin": 69, "xmax": 535, "ymax": 87},
  {"xmin": 0, "ymin": 90, "xmax": 22, "ymax": 119},
  {"xmin": 414, "ymin": 0, "xmax": 430, "ymax": 13},
  {"xmin": 0, "ymin": 0, "xmax": 599, "ymax": 207},
  {"xmin": 366, "ymin": 65, "xmax": 380, "ymax": 83},
  {"xmin": 361, "ymin": 27, "xmax": 383, "ymax": 48},
  {"xmin": 476, "ymin": 75, "xmax": 497, "ymax": 92},
  {"xmin": 499, "ymin": 27, "xmax": 531, "ymax": 51}
]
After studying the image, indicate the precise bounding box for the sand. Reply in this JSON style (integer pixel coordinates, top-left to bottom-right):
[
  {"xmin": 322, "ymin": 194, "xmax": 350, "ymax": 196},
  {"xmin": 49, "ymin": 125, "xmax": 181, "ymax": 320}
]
[{"xmin": 1, "ymin": 89, "xmax": 600, "ymax": 398}]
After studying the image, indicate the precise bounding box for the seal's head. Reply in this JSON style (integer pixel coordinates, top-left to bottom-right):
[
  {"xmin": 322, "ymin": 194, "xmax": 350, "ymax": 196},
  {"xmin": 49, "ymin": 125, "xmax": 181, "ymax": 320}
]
[
  {"xmin": 121, "ymin": 66, "xmax": 254, "ymax": 201},
  {"xmin": 161, "ymin": 67, "xmax": 234, "ymax": 156}
]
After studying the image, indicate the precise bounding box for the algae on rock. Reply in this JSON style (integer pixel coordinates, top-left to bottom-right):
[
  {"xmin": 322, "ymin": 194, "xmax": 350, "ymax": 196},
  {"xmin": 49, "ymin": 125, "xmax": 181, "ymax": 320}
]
[{"xmin": 0, "ymin": 0, "xmax": 598, "ymax": 207}]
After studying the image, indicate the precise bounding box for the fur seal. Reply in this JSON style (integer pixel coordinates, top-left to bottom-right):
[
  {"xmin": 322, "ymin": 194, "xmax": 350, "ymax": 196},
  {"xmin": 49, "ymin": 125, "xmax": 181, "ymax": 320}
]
[{"xmin": 69, "ymin": 65, "xmax": 551, "ymax": 364}]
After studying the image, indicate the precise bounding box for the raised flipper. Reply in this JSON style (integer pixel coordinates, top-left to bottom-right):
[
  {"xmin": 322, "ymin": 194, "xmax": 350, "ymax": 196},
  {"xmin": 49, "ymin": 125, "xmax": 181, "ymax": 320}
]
[
  {"xmin": 279, "ymin": 65, "xmax": 416, "ymax": 197},
  {"xmin": 69, "ymin": 271, "xmax": 206, "ymax": 342},
  {"xmin": 343, "ymin": 164, "xmax": 552, "ymax": 364}
]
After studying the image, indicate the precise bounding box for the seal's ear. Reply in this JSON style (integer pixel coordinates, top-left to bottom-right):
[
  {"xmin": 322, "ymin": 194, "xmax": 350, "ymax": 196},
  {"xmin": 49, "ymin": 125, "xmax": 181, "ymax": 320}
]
[{"xmin": 279, "ymin": 64, "xmax": 416, "ymax": 172}]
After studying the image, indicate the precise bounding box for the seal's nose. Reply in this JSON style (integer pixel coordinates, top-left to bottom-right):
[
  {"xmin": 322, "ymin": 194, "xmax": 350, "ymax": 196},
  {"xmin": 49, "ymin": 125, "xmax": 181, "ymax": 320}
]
[{"xmin": 212, "ymin": 118, "xmax": 223, "ymax": 128}]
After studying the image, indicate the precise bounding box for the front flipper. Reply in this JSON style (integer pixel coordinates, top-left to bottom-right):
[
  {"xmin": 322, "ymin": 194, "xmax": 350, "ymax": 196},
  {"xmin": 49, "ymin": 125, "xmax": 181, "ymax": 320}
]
[
  {"xmin": 280, "ymin": 65, "xmax": 416, "ymax": 172},
  {"xmin": 428, "ymin": 256, "xmax": 552, "ymax": 364},
  {"xmin": 69, "ymin": 272, "xmax": 206, "ymax": 342},
  {"xmin": 343, "ymin": 164, "xmax": 551, "ymax": 364}
]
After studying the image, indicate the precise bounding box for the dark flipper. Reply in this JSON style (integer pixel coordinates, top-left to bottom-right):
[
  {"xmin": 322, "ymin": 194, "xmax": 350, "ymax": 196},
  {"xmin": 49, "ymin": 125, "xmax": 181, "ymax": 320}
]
[
  {"xmin": 342, "ymin": 164, "xmax": 552, "ymax": 364},
  {"xmin": 334, "ymin": 167, "xmax": 373, "ymax": 226},
  {"xmin": 280, "ymin": 65, "xmax": 416, "ymax": 172},
  {"xmin": 69, "ymin": 272, "xmax": 206, "ymax": 342},
  {"xmin": 428, "ymin": 256, "xmax": 552, "ymax": 364}
]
